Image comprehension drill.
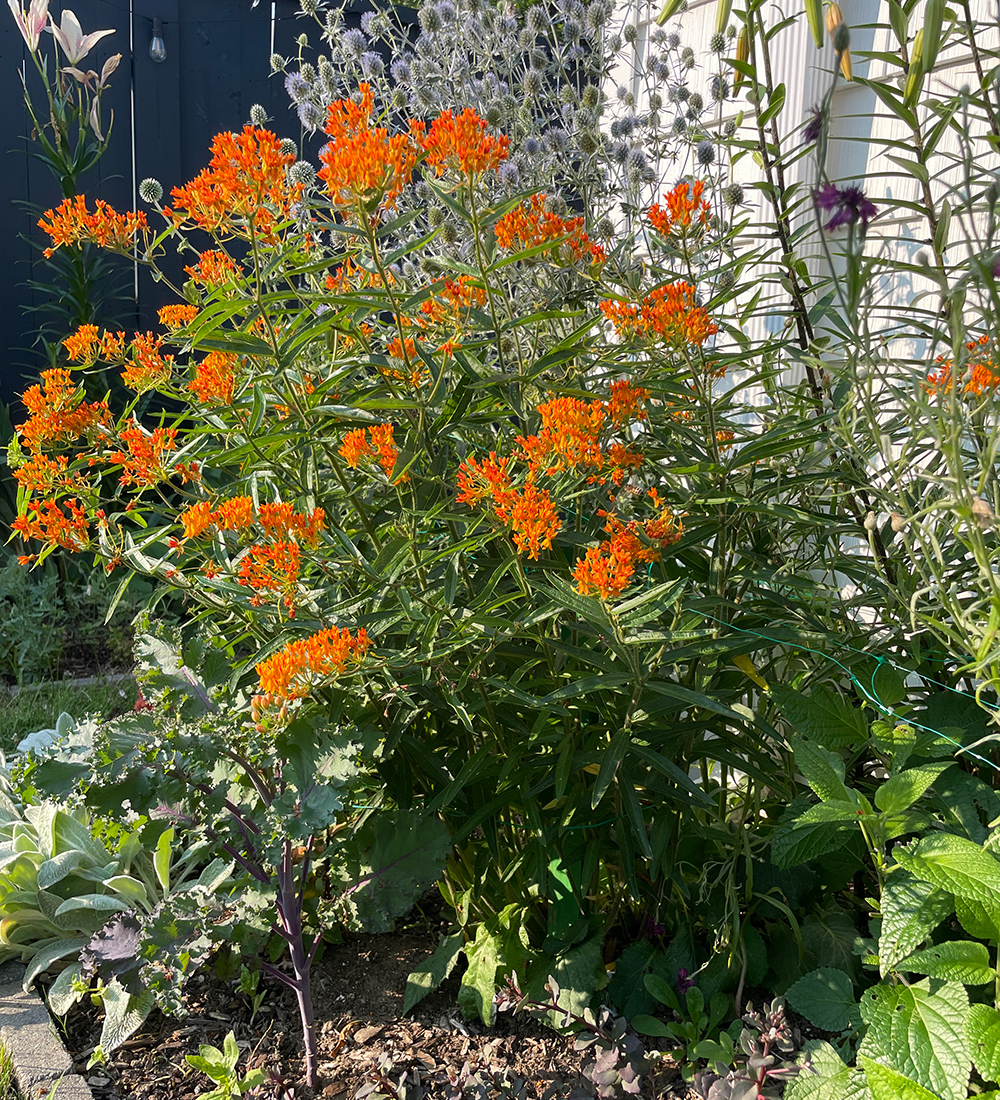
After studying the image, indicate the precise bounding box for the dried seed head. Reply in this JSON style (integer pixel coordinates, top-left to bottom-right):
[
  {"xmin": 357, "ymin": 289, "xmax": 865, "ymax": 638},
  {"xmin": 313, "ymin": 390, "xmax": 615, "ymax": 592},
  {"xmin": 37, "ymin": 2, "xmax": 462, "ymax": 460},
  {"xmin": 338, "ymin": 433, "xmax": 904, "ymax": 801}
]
[{"xmin": 972, "ymin": 496, "xmax": 996, "ymax": 528}]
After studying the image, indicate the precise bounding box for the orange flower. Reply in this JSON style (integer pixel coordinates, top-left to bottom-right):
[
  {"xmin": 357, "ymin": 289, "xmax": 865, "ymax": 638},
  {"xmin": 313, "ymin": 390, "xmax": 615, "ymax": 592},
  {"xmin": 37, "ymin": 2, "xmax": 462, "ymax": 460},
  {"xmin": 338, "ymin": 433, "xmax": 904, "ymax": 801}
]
[
  {"xmin": 319, "ymin": 85, "xmax": 419, "ymax": 209},
  {"xmin": 214, "ymin": 495, "xmax": 256, "ymax": 531},
  {"xmin": 17, "ymin": 369, "xmax": 110, "ymax": 454},
  {"xmin": 339, "ymin": 424, "xmax": 402, "ymax": 480},
  {"xmin": 188, "ymin": 350, "xmax": 238, "ymax": 404},
  {"xmin": 122, "ymin": 332, "xmax": 174, "ymax": 392},
  {"xmin": 420, "ymin": 107, "xmax": 509, "ymax": 177},
  {"xmin": 574, "ymin": 515, "xmax": 663, "ymax": 600},
  {"xmin": 185, "ymin": 250, "xmax": 243, "ymax": 287},
  {"xmin": 517, "ymin": 396, "xmax": 606, "ymax": 474},
  {"xmin": 63, "ymin": 324, "xmax": 101, "ymax": 363},
  {"xmin": 457, "ymin": 453, "xmax": 513, "ymax": 507},
  {"xmin": 501, "ymin": 483, "xmax": 560, "ymax": 559},
  {"xmin": 180, "ymin": 500, "xmax": 215, "ymax": 539},
  {"xmin": 107, "ymin": 426, "xmax": 178, "ymax": 488},
  {"xmin": 647, "ymin": 181, "xmax": 711, "ymax": 238},
  {"xmin": 600, "ymin": 284, "xmax": 718, "ymax": 347},
  {"xmin": 606, "ymin": 380, "xmax": 650, "ymax": 427},
  {"xmin": 238, "ymin": 540, "xmax": 301, "ymax": 606},
  {"xmin": 11, "ymin": 498, "xmax": 90, "ymax": 552},
  {"xmin": 12, "ymin": 454, "xmax": 84, "ymax": 496},
  {"xmin": 38, "ymin": 196, "xmax": 147, "ymax": 257},
  {"xmin": 167, "ymin": 126, "xmax": 302, "ymax": 243},
  {"xmin": 258, "ymin": 502, "xmax": 325, "ymax": 546},
  {"xmin": 926, "ymin": 336, "xmax": 1000, "ymax": 398},
  {"xmin": 158, "ymin": 304, "xmax": 200, "ymax": 329},
  {"xmin": 494, "ymin": 193, "xmax": 605, "ymax": 265},
  {"xmin": 256, "ymin": 625, "xmax": 373, "ymax": 699}
]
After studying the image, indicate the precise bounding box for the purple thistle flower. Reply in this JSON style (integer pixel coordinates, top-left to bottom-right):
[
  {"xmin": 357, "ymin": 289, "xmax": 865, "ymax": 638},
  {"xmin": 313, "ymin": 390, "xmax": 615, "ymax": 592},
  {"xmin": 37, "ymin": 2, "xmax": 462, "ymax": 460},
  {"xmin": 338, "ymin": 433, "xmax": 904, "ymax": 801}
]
[
  {"xmin": 677, "ymin": 967, "xmax": 695, "ymax": 993},
  {"xmin": 815, "ymin": 183, "xmax": 878, "ymax": 230},
  {"xmin": 803, "ymin": 105, "xmax": 825, "ymax": 144}
]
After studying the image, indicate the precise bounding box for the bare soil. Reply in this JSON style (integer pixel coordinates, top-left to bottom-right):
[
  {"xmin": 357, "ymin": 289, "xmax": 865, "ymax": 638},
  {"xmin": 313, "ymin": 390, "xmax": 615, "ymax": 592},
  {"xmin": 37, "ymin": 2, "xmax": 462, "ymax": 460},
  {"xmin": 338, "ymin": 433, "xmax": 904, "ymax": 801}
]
[{"xmin": 60, "ymin": 923, "xmax": 695, "ymax": 1100}]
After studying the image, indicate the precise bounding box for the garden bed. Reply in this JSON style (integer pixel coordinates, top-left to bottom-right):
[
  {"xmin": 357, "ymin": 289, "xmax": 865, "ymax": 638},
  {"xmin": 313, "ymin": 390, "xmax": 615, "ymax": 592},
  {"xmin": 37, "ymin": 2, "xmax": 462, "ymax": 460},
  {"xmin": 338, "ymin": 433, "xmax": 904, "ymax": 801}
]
[{"xmin": 58, "ymin": 926, "xmax": 694, "ymax": 1100}]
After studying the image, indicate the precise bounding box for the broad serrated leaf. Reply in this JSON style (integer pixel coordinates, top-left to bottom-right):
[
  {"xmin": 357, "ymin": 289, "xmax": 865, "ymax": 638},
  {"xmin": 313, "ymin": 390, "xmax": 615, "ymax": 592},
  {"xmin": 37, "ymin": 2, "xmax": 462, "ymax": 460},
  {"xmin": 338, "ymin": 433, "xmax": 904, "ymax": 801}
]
[
  {"xmin": 402, "ymin": 932, "xmax": 463, "ymax": 1015},
  {"xmin": 790, "ymin": 736, "xmax": 854, "ymax": 804},
  {"xmin": 874, "ymin": 763, "xmax": 952, "ymax": 815},
  {"xmin": 773, "ymin": 686, "xmax": 868, "ymax": 748},
  {"xmin": 784, "ymin": 1040, "xmax": 863, "ymax": 1100},
  {"xmin": 954, "ymin": 894, "xmax": 1000, "ymax": 941},
  {"xmin": 858, "ymin": 979, "xmax": 969, "ymax": 1100},
  {"xmin": 897, "ymin": 940, "xmax": 994, "ymax": 984},
  {"xmin": 860, "ymin": 1057, "xmax": 943, "ymax": 1100},
  {"xmin": 786, "ymin": 968, "xmax": 856, "ymax": 1031},
  {"xmin": 895, "ymin": 833, "xmax": 1000, "ymax": 908},
  {"xmin": 966, "ymin": 1004, "xmax": 1000, "ymax": 1083},
  {"xmin": 878, "ymin": 873, "xmax": 953, "ymax": 975}
]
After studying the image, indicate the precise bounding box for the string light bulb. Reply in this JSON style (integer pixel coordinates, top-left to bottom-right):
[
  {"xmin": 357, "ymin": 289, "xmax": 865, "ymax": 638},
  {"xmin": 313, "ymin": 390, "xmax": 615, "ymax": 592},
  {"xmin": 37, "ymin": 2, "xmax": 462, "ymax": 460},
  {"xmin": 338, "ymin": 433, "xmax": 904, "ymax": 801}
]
[{"xmin": 149, "ymin": 18, "xmax": 166, "ymax": 63}]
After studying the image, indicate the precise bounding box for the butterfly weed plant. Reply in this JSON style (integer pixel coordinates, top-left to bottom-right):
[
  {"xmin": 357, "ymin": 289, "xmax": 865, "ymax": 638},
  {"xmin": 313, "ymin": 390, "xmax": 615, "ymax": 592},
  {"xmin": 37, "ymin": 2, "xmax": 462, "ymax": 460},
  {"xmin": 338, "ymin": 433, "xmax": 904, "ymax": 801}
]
[{"xmin": 9, "ymin": 0, "xmax": 1000, "ymax": 1090}]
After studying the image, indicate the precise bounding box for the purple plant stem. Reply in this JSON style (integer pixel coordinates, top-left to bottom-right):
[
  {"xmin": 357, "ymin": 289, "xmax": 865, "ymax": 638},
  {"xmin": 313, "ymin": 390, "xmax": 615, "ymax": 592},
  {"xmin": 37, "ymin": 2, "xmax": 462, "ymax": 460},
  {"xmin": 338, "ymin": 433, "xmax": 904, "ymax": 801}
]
[{"xmin": 278, "ymin": 838, "xmax": 319, "ymax": 1088}]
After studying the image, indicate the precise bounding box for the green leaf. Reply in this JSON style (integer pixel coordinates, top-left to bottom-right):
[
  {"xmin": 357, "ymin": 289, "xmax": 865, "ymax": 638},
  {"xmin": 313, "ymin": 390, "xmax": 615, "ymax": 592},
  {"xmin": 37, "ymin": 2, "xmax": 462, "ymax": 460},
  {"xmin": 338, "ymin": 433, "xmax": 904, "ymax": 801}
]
[
  {"xmin": 773, "ymin": 685, "xmax": 867, "ymax": 749},
  {"xmin": 592, "ymin": 730, "xmax": 629, "ymax": 809},
  {"xmin": 874, "ymin": 763, "xmax": 952, "ymax": 815},
  {"xmin": 631, "ymin": 1013, "xmax": 675, "ymax": 1038},
  {"xmin": 790, "ymin": 735, "xmax": 855, "ymax": 804},
  {"xmin": 966, "ymin": 1004, "xmax": 1000, "ymax": 1083},
  {"xmin": 785, "ymin": 1040, "xmax": 865, "ymax": 1100},
  {"xmin": 860, "ymin": 1057, "xmax": 943, "ymax": 1100},
  {"xmin": 54, "ymin": 895, "xmax": 131, "ymax": 917},
  {"xmin": 858, "ymin": 979, "xmax": 970, "ymax": 1100},
  {"xmin": 871, "ymin": 720, "xmax": 915, "ymax": 771},
  {"xmin": 954, "ymin": 894, "xmax": 1000, "ymax": 941},
  {"xmin": 154, "ymin": 827, "xmax": 173, "ymax": 894},
  {"xmin": 894, "ymin": 833, "xmax": 1000, "ymax": 908},
  {"xmin": 22, "ymin": 937, "xmax": 87, "ymax": 991},
  {"xmin": 897, "ymin": 940, "xmax": 994, "ymax": 984},
  {"xmin": 403, "ymin": 932, "xmax": 464, "ymax": 1015},
  {"xmin": 786, "ymin": 968, "xmax": 856, "ymax": 1031},
  {"xmin": 457, "ymin": 924, "xmax": 499, "ymax": 1024},
  {"xmin": 878, "ymin": 873, "xmax": 954, "ymax": 976}
]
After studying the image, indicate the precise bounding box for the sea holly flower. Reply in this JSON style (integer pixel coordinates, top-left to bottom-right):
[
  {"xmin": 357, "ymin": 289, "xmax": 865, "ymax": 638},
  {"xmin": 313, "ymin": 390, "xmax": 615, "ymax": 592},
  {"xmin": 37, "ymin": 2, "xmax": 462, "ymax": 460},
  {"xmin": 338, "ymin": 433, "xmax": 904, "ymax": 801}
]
[
  {"xmin": 7, "ymin": 0, "xmax": 49, "ymax": 52},
  {"xmin": 814, "ymin": 183, "xmax": 877, "ymax": 230},
  {"xmin": 48, "ymin": 8, "xmax": 113, "ymax": 64}
]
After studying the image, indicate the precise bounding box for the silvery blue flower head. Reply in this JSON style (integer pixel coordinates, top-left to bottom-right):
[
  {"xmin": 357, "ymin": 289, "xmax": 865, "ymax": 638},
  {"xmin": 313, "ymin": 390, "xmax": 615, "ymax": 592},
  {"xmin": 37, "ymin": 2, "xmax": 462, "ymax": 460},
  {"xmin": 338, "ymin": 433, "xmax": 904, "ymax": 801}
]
[
  {"xmin": 360, "ymin": 11, "xmax": 378, "ymax": 34},
  {"xmin": 284, "ymin": 72, "xmax": 311, "ymax": 104},
  {"xmin": 523, "ymin": 136, "xmax": 542, "ymax": 156},
  {"xmin": 341, "ymin": 28, "xmax": 367, "ymax": 59},
  {"xmin": 566, "ymin": 44, "xmax": 585, "ymax": 60},
  {"xmin": 436, "ymin": 0, "xmax": 457, "ymax": 23},
  {"xmin": 627, "ymin": 147, "xmax": 647, "ymax": 171},
  {"xmin": 610, "ymin": 141, "xmax": 629, "ymax": 164},
  {"xmin": 697, "ymin": 139, "xmax": 715, "ymax": 165},
  {"xmin": 546, "ymin": 128, "xmax": 571, "ymax": 153},
  {"xmin": 360, "ymin": 51, "xmax": 384, "ymax": 76},
  {"xmin": 526, "ymin": 4, "xmax": 548, "ymax": 32},
  {"xmin": 297, "ymin": 101, "xmax": 323, "ymax": 131},
  {"xmin": 653, "ymin": 58, "xmax": 671, "ymax": 80},
  {"xmin": 523, "ymin": 69, "xmax": 543, "ymax": 96},
  {"xmin": 391, "ymin": 56, "xmax": 412, "ymax": 83},
  {"xmin": 499, "ymin": 162, "xmax": 521, "ymax": 187},
  {"xmin": 419, "ymin": 5, "xmax": 442, "ymax": 32},
  {"xmin": 562, "ymin": 18, "xmax": 582, "ymax": 41},
  {"xmin": 466, "ymin": 0, "xmax": 486, "ymax": 16}
]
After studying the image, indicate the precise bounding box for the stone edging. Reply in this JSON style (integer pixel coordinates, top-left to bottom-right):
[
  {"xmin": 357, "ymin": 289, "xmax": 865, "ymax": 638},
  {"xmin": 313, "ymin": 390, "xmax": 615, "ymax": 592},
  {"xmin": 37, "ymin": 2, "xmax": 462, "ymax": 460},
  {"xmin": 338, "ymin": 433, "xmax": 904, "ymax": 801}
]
[{"xmin": 0, "ymin": 962, "xmax": 93, "ymax": 1099}]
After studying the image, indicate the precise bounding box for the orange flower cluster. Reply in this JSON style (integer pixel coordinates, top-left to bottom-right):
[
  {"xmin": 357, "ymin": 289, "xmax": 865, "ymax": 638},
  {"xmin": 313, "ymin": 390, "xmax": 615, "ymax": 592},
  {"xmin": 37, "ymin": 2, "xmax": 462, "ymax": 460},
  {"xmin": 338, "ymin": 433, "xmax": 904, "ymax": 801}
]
[
  {"xmin": 189, "ymin": 351, "xmax": 238, "ymax": 404},
  {"xmin": 167, "ymin": 126, "xmax": 302, "ymax": 243},
  {"xmin": 107, "ymin": 426, "xmax": 178, "ymax": 488},
  {"xmin": 18, "ymin": 369, "xmax": 109, "ymax": 454},
  {"xmin": 494, "ymin": 194, "xmax": 605, "ymax": 266},
  {"xmin": 256, "ymin": 625, "xmax": 373, "ymax": 700},
  {"xmin": 11, "ymin": 498, "xmax": 89, "ymax": 552},
  {"xmin": 600, "ymin": 284, "xmax": 718, "ymax": 347},
  {"xmin": 38, "ymin": 196, "xmax": 147, "ymax": 258},
  {"xmin": 499, "ymin": 482, "xmax": 560, "ymax": 558},
  {"xmin": 238, "ymin": 541, "xmax": 301, "ymax": 606},
  {"xmin": 420, "ymin": 276, "xmax": 487, "ymax": 325},
  {"xmin": 122, "ymin": 332, "xmax": 175, "ymax": 392},
  {"xmin": 420, "ymin": 107, "xmax": 509, "ymax": 177},
  {"xmin": 456, "ymin": 453, "xmax": 512, "ymax": 508},
  {"xmin": 185, "ymin": 250, "xmax": 243, "ymax": 288},
  {"xmin": 607, "ymin": 379, "xmax": 651, "ymax": 427},
  {"xmin": 319, "ymin": 85, "xmax": 420, "ymax": 209},
  {"xmin": 12, "ymin": 454, "xmax": 84, "ymax": 496},
  {"xmin": 574, "ymin": 511, "xmax": 682, "ymax": 600},
  {"xmin": 325, "ymin": 256, "xmax": 393, "ymax": 293},
  {"xmin": 340, "ymin": 424, "xmax": 402, "ymax": 480},
  {"xmin": 926, "ymin": 336, "xmax": 1000, "ymax": 398},
  {"xmin": 647, "ymin": 181, "xmax": 711, "ymax": 238},
  {"xmin": 158, "ymin": 304, "xmax": 200, "ymax": 329},
  {"xmin": 178, "ymin": 497, "xmax": 325, "ymax": 545},
  {"xmin": 62, "ymin": 325, "xmax": 128, "ymax": 366}
]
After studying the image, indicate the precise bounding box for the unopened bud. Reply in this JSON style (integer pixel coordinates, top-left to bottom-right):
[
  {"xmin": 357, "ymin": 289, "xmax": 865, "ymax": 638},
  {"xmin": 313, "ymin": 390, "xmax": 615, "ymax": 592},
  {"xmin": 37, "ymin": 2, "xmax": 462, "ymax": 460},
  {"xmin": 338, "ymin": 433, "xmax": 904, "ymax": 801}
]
[
  {"xmin": 864, "ymin": 511, "xmax": 877, "ymax": 531},
  {"xmin": 972, "ymin": 496, "xmax": 996, "ymax": 528},
  {"xmin": 832, "ymin": 21, "xmax": 850, "ymax": 53},
  {"xmin": 890, "ymin": 512, "xmax": 907, "ymax": 532}
]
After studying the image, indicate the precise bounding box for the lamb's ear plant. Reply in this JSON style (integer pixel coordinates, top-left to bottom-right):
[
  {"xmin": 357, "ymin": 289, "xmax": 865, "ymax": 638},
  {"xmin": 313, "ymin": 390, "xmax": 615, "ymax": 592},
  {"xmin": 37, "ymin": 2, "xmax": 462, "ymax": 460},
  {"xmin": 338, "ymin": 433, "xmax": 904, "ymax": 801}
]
[{"xmin": 185, "ymin": 1031, "xmax": 264, "ymax": 1100}]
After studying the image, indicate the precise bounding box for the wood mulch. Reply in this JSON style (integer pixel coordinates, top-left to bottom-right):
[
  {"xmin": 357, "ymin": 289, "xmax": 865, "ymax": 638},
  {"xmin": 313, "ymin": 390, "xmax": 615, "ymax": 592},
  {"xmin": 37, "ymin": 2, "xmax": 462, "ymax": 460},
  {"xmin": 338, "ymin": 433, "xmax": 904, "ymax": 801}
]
[{"xmin": 58, "ymin": 921, "xmax": 695, "ymax": 1100}]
